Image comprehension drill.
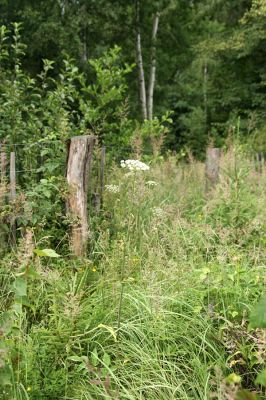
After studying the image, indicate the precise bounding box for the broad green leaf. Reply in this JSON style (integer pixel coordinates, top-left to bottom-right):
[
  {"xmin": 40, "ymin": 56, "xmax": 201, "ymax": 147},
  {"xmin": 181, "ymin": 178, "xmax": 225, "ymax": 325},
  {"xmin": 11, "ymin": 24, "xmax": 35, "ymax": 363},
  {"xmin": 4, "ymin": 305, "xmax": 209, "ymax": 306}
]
[
  {"xmin": 255, "ymin": 368, "xmax": 266, "ymax": 387},
  {"xmin": 249, "ymin": 295, "xmax": 266, "ymax": 329},
  {"xmin": 0, "ymin": 366, "xmax": 12, "ymax": 386},
  {"xmin": 11, "ymin": 302, "xmax": 22, "ymax": 316},
  {"xmin": 91, "ymin": 347, "xmax": 99, "ymax": 367},
  {"xmin": 21, "ymin": 296, "xmax": 35, "ymax": 312},
  {"xmin": 0, "ymin": 312, "xmax": 13, "ymax": 335},
  {"xmin": 12, "ymin": 277, "xmax": 27, "ymax": 296},
  {"xmin": 34, "ymin": 248, "xmax": 60, "ymax": 258},
  {"xmin": 103, "ymin": 352, "xmax": 111, "ymax": 367},
  {"xmin": 16, "ymin": 265, "xmax": 40, "ymax": 279},
  {"xmin": 236, "ymin": 390, "xmax": 258, "ymax": 399}
]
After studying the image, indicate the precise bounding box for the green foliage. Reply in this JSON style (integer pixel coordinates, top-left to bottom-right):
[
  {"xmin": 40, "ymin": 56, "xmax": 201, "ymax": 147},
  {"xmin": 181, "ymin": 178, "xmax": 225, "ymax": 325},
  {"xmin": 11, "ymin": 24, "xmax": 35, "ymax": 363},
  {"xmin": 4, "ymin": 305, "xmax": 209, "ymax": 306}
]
[
  {"xmin": 250, "ymin": 295, "xmax": 266, "ymax": 329},
  {"xmin": 79, "ymin": 45, "xmax": 135, "ymax": 146},
  {"xmin": 0, "ymin": 27, "xmax": 149, "ymax": 246},
  {"xmin": 34, "ymin": 248, "xmax": 60, "ymax": 258},
  {"xmin": 1, "ymin": 147, "xmax": 264, "ymax": 398},
  {"xmin": 0, "ymin": 4, "xmax": 266, "ymax": 398},
  {"xmin": 1, "ymin": 1, "xmax": 266, "ymax": 152}
]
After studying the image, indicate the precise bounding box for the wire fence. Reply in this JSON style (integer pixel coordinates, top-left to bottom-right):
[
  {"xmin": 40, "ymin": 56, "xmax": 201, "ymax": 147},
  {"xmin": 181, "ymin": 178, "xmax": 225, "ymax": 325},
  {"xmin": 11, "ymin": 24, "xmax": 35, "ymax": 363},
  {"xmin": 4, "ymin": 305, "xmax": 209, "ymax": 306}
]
[
  {"xmin": 0, "ymin": 139, "xmax": 265, "ymax": 185},
  {"xmin": 0, "ymin": 139, "xmax": 159, "ymax": 184},
  {"xmin": 0, "ymin": 137, "xmax": 150, "ymax": 248},
  {"xmin": 0, "ymin": 137, "xmax": 265, "ymax": 251}
]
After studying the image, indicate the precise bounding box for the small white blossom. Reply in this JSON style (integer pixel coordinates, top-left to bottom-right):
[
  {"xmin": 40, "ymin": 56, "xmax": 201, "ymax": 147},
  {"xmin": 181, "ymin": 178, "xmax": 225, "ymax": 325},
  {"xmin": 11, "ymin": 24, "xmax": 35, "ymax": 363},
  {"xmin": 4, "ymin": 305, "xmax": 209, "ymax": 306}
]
[
  {"xmin": 124, "ymin": 172, "xmax": 134, "ymax": 178},
  {"xmin": 105, "ymin": 184, "xmax": 120, "ymax": 193},
  {"xmin": 152, "ymin": 207, "xmax": 165, "ymax": 218},
  {"xmin": 146, "ymin": 180, "xmax": 158, "ymax": 187},
  {"xmin": 120, "ymin": 159, "xmax": 150, "ymax": 171}
]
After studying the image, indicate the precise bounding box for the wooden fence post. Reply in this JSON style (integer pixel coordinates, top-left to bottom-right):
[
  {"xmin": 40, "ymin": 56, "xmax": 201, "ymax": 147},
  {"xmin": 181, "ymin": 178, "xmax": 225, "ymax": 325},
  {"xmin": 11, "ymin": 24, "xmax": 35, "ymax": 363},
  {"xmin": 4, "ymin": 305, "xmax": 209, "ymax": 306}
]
[
  {"xmin": 0, "ymin": 144, "xmax": 7, "ymax": 251},
  {"xmin": 0, "ymin": 144, "xmax": 7, "ymax": 206},
  {"xmin": 9, "ymin": 151, "xmax": 16, "ymax": 245},
  {"xmin": 66, "ymin": 135, "xmax": 95, "ymax": 257},
  {"xmin": 255, "ymin": 153, "xmax": 260, "ymax": 172},
  {"xmin": 0, "ymin": 145, "xmax": 7, "ymax": 185},
  {"xmin": 205, "ymin": 147, "xmax": 221, "ymax": 192},
  {"xmin": 261, "ymin": 152, "xmax": 265, "ymax": 174},
  {"xmin": 99, "ymin": 146, "xmax": 106, "ymax": 209}
]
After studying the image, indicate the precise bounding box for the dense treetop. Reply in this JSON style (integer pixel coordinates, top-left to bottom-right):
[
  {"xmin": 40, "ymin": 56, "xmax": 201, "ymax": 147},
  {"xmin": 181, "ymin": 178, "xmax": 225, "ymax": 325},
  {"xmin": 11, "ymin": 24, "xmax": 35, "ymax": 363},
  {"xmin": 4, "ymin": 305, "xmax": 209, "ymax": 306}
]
[{"xmin": 0, "ymin": 0, "xmax": 265, "ymax": 154}]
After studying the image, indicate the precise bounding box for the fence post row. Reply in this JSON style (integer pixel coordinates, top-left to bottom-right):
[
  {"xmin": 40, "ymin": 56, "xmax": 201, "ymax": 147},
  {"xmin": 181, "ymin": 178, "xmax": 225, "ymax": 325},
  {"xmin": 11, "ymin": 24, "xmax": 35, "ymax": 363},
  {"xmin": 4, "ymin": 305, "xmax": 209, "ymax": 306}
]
[
  {"xmin": 205, "ymin": 147, "xmax": 221, "ymax": 192},
  {"xmin": 66, "ymin": 135, "xmax": 96, "ymax": 257}
]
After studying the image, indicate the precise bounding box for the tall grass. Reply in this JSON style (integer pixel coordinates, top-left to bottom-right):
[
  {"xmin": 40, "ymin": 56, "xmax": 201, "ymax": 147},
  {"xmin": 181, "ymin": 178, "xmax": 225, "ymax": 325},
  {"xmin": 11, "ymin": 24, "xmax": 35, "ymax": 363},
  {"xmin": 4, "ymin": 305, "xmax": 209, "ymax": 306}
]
[{"xmin": 0, "ymin": 147, "xmax": 265, "ymax": 399}]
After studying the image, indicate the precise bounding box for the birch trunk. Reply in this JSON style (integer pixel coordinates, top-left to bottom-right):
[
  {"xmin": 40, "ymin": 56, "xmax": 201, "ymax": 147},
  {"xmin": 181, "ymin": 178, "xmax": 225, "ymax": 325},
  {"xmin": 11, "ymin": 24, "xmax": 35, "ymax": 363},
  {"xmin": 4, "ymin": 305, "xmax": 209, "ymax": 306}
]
[
  {"xmin": 135, "ymin": 0, "xmax": 147, "ymax": 120},
  {"xmin": 203, "ymin": 59, "xmax": 208, "ymax": 127},
  {"xmin": 147, "ymin": 12, "xmax": 160, "ymax": 120}
]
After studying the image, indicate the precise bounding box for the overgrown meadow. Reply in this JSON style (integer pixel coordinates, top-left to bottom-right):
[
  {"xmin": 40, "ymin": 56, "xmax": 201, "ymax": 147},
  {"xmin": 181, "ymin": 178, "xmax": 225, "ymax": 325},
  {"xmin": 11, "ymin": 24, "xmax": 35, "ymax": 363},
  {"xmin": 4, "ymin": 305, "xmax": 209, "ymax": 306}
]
[
  {"xmin": 1, "ymin": 147, "xmax": 266, "ymax": 399},
  {"xmin": 0, "ymin": 25, "xmax": 266, "ymax": 400}
]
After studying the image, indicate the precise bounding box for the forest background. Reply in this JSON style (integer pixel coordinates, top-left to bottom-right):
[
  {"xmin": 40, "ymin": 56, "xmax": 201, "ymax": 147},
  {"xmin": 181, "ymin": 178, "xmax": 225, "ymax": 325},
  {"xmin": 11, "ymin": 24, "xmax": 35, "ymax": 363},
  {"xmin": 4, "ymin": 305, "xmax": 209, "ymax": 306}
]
[{"xmin": 1, "ymin": 0, "xmax": 266, "ymax": 155}]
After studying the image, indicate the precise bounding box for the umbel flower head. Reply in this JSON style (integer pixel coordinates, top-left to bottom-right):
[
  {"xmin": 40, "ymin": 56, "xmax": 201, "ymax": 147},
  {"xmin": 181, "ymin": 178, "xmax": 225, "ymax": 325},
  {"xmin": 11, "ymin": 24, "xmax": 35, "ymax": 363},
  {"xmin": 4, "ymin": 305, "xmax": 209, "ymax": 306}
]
[
  {"xmin": 105, "ymin": 184, "xmax": 120, "ymax": 193},
  {"xmin": 120, "ymin": 159, "xmax": 150, "ymax": 171},
  {"xmin": 146, "ymin": 180, "xmax": 158, "ymax": 187}
]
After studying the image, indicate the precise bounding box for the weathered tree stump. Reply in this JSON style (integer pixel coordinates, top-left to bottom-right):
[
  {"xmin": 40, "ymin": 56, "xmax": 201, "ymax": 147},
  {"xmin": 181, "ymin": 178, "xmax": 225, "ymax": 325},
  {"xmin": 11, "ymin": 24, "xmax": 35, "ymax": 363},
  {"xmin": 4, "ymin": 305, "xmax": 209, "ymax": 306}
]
[
  {"xmin": 205, "ymin": 147, "xmax": 221, "ymax": 192},
  {"xmin": 66, "ymin": 135, "xmax": 95, "ymax": 257}
]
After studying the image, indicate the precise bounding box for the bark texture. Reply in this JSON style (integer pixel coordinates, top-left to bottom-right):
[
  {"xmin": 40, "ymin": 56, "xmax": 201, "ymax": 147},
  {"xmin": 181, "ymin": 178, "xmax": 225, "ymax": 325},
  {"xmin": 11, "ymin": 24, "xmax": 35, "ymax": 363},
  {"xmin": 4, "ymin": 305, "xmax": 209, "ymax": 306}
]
[
  {"xmin": 66, "ymin": 135, "xmax": 95, "ymax": 256},
  {"xmin": 205, "ymin": 147, "xmax": 221, "ymax": 192}
]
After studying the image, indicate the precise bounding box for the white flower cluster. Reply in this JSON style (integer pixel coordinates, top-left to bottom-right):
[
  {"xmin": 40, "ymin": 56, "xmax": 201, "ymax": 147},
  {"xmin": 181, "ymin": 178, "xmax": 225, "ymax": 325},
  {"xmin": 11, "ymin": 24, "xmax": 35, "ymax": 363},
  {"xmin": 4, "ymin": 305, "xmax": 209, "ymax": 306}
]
[
  {"xmin": 120, "ymin": 159, "xmax": 150, "ymax": 171},
  {"xmin": 105, "ymin": 184, "xmax": 120, "ymax": 193},
  {"xmin": 146, "ymin": 180, "xmax": 158, "ymax": 187},
  {"xmin": 152, "ymin": 207, "xmax": 165, "ymax": 218}
]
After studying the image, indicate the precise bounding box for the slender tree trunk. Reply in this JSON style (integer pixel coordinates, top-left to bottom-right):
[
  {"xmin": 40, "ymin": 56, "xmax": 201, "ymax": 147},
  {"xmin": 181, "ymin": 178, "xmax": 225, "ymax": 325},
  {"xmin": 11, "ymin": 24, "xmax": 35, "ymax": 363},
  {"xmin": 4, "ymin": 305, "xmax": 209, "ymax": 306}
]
[
  {"xmin": 135, "ymin": 0, "xmax": 147, "ymax": 120},
  {"xmin": 83, "ymin": 26, "xmax": 88, "ymax": 62},
  {"xmin": 60, "ymin": 0, "xmax": 65, "ymax": 17},
  {"xmin": 203, "ymin": 59, "xmax": 208, "ymax": 128},
  {"xmin": 147, "ymin": 12, "xmax": 160, "ymax": 120},
  {"xmin": 81, "ymin": 4, "xmax": 88, "ymax": 63}
]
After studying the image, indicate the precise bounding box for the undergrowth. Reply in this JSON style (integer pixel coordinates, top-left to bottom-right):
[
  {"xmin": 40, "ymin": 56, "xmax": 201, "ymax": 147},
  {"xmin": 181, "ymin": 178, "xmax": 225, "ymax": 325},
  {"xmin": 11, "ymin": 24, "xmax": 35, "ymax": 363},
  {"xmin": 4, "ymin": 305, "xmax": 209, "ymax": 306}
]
[{"xmin": 0, "ymin": 148, "xmax": 266, "ymax": 399}]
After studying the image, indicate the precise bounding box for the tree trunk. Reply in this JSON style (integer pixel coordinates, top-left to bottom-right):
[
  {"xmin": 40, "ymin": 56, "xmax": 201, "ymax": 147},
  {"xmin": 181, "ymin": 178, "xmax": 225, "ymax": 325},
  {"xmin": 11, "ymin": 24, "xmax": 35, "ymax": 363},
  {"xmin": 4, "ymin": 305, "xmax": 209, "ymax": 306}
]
[
  {"xmin": 203, "ymin": 59, "xmax": 208, "ymax": 128},
  {"xmin": 147, "ymin": 12, "xmax": 160, "ymax": 120},
  {"xmin": 66, "ymin": 135, "xmax": 95, "ymax": 257},
  {"xmin": 135, "ymin": 0, "xmax": 147, "ymax": 120},
  {"xmin": 82, "ymin": 25, "xmax": 88, "ymax": 62}
]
